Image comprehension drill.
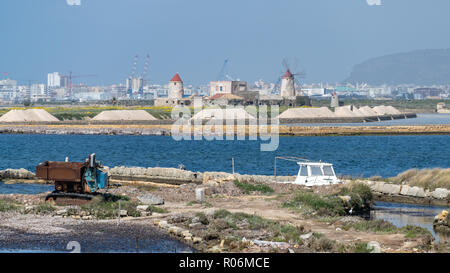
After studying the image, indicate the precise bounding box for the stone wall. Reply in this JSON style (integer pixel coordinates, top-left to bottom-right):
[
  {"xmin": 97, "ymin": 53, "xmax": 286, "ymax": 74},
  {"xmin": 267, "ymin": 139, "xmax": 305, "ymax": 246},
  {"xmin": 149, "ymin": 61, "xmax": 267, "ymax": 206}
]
[
  {"xmin": 109, "ymin": 167, "xmax": 294, "ymax": 185},
  {"xmin": 361, "ymin": 180, "xmax": 450, "ymax": 206}
]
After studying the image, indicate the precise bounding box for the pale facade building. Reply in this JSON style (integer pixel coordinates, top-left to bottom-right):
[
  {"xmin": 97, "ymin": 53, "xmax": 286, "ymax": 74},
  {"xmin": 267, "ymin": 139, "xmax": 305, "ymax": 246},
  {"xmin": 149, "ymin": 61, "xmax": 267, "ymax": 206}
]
[
  {"xmin": 48, "ymin": 72, "xmax": 62, "ymax": 87},
  {"xmin": 209, "ymin": 81, "xmax": 248, "ymax": 96}
]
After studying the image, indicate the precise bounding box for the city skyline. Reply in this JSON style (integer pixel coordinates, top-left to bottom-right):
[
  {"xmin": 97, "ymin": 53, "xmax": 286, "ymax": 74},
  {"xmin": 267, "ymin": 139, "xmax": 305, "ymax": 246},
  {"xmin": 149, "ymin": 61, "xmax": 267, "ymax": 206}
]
[{"xmin": 2, "ymin": 0, "xmax": 450, "ymax": 85}]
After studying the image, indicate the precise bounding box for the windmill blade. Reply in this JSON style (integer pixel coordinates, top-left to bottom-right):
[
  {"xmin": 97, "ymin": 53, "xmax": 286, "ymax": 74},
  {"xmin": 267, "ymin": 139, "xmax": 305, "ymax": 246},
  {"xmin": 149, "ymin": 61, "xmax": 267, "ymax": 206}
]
[
  {"xmin": 293, "ymin": 69, "xmax": 307, "ymax": 78},
  {"xmin": 282, "ymin": 58, "xmax": 290, "ymax": 70},
  {"xmin": 292, "ymin": 57, "xmax": 300, "ymax": 72}
]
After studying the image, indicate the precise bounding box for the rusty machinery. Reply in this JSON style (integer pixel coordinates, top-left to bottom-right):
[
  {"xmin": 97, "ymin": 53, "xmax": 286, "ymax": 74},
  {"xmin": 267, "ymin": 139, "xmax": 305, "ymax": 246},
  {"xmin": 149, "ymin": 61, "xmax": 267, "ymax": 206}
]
[{"xmin": 36, "ymin": 154, "xmax": 108, "ymax": 205}]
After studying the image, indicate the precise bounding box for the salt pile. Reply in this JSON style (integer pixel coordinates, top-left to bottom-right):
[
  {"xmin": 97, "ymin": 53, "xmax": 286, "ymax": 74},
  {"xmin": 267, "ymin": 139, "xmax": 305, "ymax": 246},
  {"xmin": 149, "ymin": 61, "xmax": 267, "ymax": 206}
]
[
  {"xmin": 0, "ymin": 109, "xmax": 59, "ymax": 122},
  {"xmin": 334, "ymin": 106, "xmax": 358, "ymax": 117},
  {"xmin": 385, "ymin": 106, "xmax": 402, "ymax": 115},
  {"xmin": 372, "ymin": 105, "xmax": 401, "ymax": 115},
  {"xmin": 359, "ymin": 106, "xmax": 378, "ymax": 116},
  {"xmin": 278, "ymin": 107, "xmax": 335, "ymax": 119},
  {"xmin": 92, "ymin": 110, "xmax": 157, "ymax": 121},
  {"xmin": 351, "ymin": 107, "xmax": 366, "ymax": 117},
  {"xmin": 191, "ymin": 108, "xmax": 256, "ymax": 121}
]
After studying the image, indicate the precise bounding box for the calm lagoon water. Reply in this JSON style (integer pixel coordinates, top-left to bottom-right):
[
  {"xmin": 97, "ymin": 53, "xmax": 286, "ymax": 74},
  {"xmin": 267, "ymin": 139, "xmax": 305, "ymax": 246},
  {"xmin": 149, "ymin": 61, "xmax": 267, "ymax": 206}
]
[
  {"xmin": 0, "ymin": 134, "xmax": 448, "ymax": 178},
  {"xmin": 372, "ymin": 202, "xmax": 449, "ymax": 242}
]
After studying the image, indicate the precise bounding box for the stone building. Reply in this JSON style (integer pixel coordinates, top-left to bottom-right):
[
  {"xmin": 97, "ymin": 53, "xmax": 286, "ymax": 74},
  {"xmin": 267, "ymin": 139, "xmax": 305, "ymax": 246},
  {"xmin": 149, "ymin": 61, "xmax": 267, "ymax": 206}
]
[
  {"xmin": 155, "ymin": 73, "xmax": 186, "ymax": 106},
  {"xmin": 280, "ymin": 69, "xmax": 295, "ymax": 98}
]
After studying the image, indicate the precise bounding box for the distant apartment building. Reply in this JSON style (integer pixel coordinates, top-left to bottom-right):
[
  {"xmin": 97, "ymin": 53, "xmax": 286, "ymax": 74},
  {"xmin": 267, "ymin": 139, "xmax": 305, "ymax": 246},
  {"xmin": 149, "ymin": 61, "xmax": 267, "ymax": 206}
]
[
  {"xmin": 0, "ymin": 79, "xmax": 18, "ymax": 102},
  {"xmin": 209, "ymin": 81, "xmax": 248, "ymax": 96},
  {"xmin": 368, "ymin": 86, "xmax": 392, "ymax": 98},
  {"xmin": 48, "ymin": 72, "xmax": 63, "ymax": 87},
  {"xmin": 413, "ymin": 87, "xmax": 443, "ymax": 99}
]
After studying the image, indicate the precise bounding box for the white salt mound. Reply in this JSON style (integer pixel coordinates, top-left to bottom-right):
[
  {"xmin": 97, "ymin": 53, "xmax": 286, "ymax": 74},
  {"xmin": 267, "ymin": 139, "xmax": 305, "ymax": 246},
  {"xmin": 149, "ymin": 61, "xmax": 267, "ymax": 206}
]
[
  {"xmin": 385, "ymin": 106, "xmax": 402, "ymax": 115},
  {"xmin": 0, "ymin": 109, "xmax": 59, "ymax": 122},
  {"xmin": 351, "ymin": 107, "xmax": 366, "ymax": 117},
  {"xmin": 359, "ymin": 106, "xmax": 378, "ymax": 116},
  {"xmin": 278, "ymin": 107, "xmax": 335, "ymax": 119},
  {"xmin": 191, "ymin": 108, "xmax": 256, "ymax": 120},
  {"xmin": 92, "ymin": 110, "xmax": 157, "ymax": 121},
  {"xmin": 371, "ymin": 105, "xmax": 402, "ymax": 115},
  {"xmin": 334, "ymin": 105, "xmax": 358, "ymax": 117}
]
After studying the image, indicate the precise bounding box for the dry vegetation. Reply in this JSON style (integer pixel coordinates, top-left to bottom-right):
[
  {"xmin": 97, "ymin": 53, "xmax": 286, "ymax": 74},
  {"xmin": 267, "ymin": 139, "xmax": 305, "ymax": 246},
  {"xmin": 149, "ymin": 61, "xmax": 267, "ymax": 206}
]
[{"xmin": 387, "ymin": 168, "xmax": 450, "ymax": 190}]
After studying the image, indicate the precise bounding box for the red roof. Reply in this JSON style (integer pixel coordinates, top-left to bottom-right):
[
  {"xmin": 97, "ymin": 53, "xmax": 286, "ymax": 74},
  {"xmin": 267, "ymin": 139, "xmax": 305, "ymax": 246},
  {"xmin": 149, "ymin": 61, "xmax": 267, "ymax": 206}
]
[
  {"xmin": 209, "ymin": 93, "xmax": 226, "ymax": 100},
  {"xmin": 170, "ymin": 73, "xmax": 182, "ymax": 82},
  {"xmin": 283, "ymin": 69, "xmax": 293, "ymax": 79}
]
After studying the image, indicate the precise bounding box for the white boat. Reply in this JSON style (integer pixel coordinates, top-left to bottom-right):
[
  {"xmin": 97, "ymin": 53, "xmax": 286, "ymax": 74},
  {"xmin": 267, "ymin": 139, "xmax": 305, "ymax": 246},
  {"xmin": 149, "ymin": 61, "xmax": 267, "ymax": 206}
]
[
  {"xmin": 293, "ymin": 161, "xmax": 342, "ymax": 186},
  {"xmin": 274, "ymin": 157, "xmax": 342, "ymax": 186}
]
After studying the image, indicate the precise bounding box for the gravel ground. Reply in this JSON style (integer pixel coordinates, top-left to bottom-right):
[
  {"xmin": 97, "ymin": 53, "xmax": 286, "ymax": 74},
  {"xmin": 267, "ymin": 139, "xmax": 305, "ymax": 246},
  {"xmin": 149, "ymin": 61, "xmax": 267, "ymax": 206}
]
[{"xmin": 0, "ymin": 212, "xmax": 194, "ymax": 253}]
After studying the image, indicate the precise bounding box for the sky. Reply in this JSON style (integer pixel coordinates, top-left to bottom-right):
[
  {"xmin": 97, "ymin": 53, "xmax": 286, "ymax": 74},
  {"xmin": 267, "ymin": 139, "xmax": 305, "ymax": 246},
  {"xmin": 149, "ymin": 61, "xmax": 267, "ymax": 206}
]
[{"xmin": 1, "ymin": 0, "xmax": 450, "ymax": 86}]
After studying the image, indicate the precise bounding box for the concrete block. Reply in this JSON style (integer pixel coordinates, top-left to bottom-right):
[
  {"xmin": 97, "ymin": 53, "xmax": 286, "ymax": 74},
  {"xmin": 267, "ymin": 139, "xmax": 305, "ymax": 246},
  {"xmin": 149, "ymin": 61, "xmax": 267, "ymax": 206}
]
[
  {"xmin": 400, "ymin": 185, "xmax": 411, "ymax": 196},
  {"xmin": 196, "ymin": 188, "xmax": 205, "ymax": 202},
  {"xmin": 432, "ymin": 188, "xmax": 450, "ymax": 199},
  {"xmin": 379, "ymin": 183, "xmax": 401, "ymax": 195}
]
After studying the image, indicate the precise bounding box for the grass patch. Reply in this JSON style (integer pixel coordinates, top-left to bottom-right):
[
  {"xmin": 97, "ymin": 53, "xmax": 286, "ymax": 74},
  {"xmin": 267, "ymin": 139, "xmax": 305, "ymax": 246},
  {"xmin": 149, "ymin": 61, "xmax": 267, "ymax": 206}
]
[
  {"xmin": 146, "ymin": 205, "xmax": 168, "ymax": 214},
  {"xmin": 283, "ymin": 191, "xmax": 346, "ymax": 216},
  {"xmin": 343, "ymin": 219, "xmax": 397, "ymax": 233},
  {"xmin": 399, "ymin": 225, "xmax": 432, "ymax": 238},
  {"xmin": 34, "ymin": 202, "xmax": 56, "ymax": 214},
  {"xmin": 0, "ymin": 198, "xmax": 19, "ymax": 212},
  {"xmin": 352, "ymin": 242, "xmax": 373, "ymax": 253},
  {"xmin": 342, "ymin": 219, "xmax": 432, "ymax": 238},
  {"xmin": 212, "ymin": 209, "xmax": 306, "ymax": 244},
  {"xmin": 234, "ymin": 180, "xmax": 274, "ymax": 195},
  {"xmin": 81, "ymin": 196, "xmax": 141, "ymax": 219}
]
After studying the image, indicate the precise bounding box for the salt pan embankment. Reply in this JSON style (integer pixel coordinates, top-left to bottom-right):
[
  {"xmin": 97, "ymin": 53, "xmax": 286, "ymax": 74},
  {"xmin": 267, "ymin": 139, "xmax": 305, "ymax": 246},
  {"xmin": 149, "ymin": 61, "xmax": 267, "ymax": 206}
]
[
  {"xmin": 278, "ymin": 105, "xmax": 413, "ymax": 123},
  {"xmin": 278, "ymin": 107, "xmax": 335, "ymax": 119},
  {"xmin": 0, "ymin": 109, "xmax": 59, "ymax": 122},
  {"xmin": 92, "ymin": 110, "xmax": 157, "ymax": 121}
]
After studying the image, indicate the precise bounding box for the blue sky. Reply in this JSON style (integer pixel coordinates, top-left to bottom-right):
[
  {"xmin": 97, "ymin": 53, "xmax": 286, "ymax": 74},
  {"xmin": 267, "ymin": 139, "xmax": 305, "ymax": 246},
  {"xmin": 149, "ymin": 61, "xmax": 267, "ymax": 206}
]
[{"xmin": 1, "ymin": 0, "xmax": 450, "ymax": 85}]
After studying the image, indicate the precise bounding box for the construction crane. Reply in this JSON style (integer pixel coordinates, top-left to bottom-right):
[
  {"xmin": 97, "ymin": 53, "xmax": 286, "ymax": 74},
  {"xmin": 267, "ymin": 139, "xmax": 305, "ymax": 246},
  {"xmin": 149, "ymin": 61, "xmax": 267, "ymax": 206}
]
[
  {"xmin": 216, "ymin": 59, "xmax": 234, "ymax": 81},
  {"xmin": 127, "ymin": 55, "xmax": 139, "ymax": 97},
  {"xmin": 62, "ymin": 72, "xmax": 98, "ymax": 100},
  {"xmin": 140, "ymin": 54, "xmax": 150, "ymax": 96}
]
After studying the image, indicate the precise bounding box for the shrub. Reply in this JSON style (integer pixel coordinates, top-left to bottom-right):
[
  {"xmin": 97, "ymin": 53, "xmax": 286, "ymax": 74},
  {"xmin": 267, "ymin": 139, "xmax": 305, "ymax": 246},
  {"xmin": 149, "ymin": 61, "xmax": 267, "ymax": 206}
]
[{"xmin": 283, "ymin": 191, "xmax": 346, "ymax": 216}]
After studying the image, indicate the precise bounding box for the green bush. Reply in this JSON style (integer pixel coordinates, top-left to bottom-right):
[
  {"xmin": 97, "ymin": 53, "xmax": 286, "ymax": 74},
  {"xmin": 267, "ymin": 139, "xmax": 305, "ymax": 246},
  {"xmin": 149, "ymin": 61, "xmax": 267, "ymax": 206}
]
[{"xmin": 283, "ymin": 192, "xmax": 346, "ymax": 216}]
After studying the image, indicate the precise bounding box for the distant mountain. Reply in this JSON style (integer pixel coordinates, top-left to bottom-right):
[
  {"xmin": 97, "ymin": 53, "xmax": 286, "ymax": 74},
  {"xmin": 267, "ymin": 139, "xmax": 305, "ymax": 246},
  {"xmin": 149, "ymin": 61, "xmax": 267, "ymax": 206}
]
[{"xmin": 344, "ymin": 49, "xmax": 450, "ymax": 85}]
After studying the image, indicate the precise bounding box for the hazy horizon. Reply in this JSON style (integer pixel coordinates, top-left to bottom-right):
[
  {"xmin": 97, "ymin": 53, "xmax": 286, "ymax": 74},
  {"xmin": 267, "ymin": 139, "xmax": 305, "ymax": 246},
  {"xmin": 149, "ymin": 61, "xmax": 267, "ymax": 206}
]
[{"xmin": 1, "ymin": 0, "xmax": 450, "ymax": 86}]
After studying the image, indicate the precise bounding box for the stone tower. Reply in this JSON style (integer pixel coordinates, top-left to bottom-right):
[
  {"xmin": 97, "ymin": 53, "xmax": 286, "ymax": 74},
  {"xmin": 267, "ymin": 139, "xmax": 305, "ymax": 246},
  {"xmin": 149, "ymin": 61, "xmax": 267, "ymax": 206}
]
[
  {"xmin": 280, "ymin": 69, "xmax": 295, "ymax": 98},
  {"xmin": 330, "ymin": 91, "xmax": 340, "ymax": 108},
  {"xmin": 168, "ymin": 73, "xmax": 184, "ymax": 100}
]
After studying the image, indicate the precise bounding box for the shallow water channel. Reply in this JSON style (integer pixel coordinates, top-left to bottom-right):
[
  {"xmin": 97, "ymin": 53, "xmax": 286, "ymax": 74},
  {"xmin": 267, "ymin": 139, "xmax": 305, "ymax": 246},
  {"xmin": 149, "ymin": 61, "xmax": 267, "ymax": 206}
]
[{"xmin": 371, "ymin": 201, "xmax": 449, "ymax": 243}]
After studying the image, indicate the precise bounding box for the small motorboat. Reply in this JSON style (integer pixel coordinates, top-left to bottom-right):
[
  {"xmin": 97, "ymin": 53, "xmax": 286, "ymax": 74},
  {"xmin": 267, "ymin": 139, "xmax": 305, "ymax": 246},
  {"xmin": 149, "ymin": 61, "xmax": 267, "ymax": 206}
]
[
  {"xmin": 294, "ymin": 161, "xmax": 341, "ymax": 186},
  {"xmin": 274, "ymin": 156, "xmax": 342, "ymax": 187}
]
